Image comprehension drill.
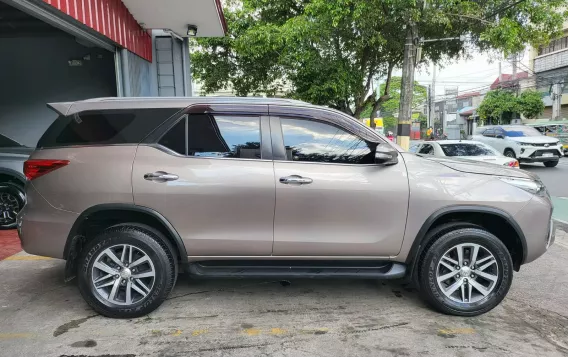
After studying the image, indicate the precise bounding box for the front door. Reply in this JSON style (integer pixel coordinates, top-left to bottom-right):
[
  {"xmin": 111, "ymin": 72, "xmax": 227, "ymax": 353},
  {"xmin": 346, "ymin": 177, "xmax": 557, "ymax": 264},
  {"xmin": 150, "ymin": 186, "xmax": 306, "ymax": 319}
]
[
  {"xmin": 271, "ymin": 116, "xmax": 409, "ymax": 257},
  {"xmin": 133, "ymin": 113, "xmax": 275, "ymax": 256}
]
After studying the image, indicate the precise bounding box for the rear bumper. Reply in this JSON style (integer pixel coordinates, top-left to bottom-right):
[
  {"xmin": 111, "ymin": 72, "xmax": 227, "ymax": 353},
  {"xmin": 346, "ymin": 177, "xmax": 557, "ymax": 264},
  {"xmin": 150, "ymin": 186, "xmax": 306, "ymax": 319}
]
[{"xmin": 17, "ymin": 184, "xmax": 77, "ymax": 259}]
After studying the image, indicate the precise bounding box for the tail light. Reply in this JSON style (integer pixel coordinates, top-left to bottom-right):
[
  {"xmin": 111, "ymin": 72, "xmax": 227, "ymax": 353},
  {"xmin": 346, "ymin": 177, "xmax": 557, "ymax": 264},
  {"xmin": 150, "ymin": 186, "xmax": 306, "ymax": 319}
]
[
  {"xmin": 505, "ymin": 160, "xmax": 519, "ymax": 168},
  {"xmin": 24, "ymin": 159, "xmax": 69, "ymax": 180}
]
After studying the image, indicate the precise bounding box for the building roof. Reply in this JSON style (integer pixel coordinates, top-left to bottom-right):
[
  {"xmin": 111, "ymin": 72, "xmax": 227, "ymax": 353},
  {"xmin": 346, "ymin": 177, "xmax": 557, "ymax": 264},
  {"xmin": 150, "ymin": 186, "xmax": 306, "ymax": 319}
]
[{"xmin": 490, "ymin": 72, "xmax": 529, "ymax": 90}]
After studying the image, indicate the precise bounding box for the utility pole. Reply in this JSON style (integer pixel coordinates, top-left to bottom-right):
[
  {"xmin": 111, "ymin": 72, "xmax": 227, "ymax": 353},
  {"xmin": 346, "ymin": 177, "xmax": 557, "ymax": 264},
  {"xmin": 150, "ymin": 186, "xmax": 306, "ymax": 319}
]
[
  {"xmin": 397, "ymin": 23, "xmax": 418, "ymax": 150},
  {"xmin": 429, "ymin": 64, "xmax": 436, "ymax": 128},
  {"xmin": 427, "ymin": 85, "xmax": 432, "ymax": 129},
  {"xmin": 552, "ymin": 83, "xmax": 564, "ymax": 120},
  {"xmin": 498, "ymin": 62, "xmax": 503, "ymax": 84}
]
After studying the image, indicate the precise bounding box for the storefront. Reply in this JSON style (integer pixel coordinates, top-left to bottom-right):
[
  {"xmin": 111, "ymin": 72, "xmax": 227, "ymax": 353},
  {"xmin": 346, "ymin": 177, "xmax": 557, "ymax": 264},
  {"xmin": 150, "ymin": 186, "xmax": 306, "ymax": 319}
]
[{"xmin": 0, "ymin": 0, "xmax": 226, "ymax": 146}]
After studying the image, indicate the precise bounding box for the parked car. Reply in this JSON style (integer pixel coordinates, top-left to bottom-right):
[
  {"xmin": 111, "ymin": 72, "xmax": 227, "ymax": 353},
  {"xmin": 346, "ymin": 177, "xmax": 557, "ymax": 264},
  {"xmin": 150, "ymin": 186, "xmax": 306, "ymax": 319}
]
[
  {"xmin": 525, "ymin": 120, "xmax": 568, "ymax": 156},
  {"xmin": 18, "ymin": 97, "xmax": 554, "ymax": 318},
  {"xmin": 0, "ymin": 134, "xmax": 32, "ymax": 229},
  {"xmin": 473, "ymin": 125, "xmax": 563, "ymax": 167},
  {"xmin": 414, "ymin": 140, "xmax": 519, "ymax": 168}
]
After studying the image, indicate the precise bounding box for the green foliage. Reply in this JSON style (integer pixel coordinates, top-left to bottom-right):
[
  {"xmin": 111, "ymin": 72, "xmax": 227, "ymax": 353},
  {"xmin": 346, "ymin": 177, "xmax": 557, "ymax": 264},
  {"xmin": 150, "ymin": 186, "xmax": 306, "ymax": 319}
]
[
  {"xmin": 379, "ymin": 77, "xmax": 427, "ymax": 116},
  {"xmin": 383, "ymin": 117, "xmax": 397, "ymax": 133},
  {"xmin": 478, "ymin": 89, "xmax": 546, "ymax": 123},
  {"xmin": 518, "ymin": 90, "xmax": 545, "ymax": 119},
  {"xmin": 477, "ymin": 90, "xmax": 519, "ymax": 123},
  {"xmin": 192, "ymin": 0, "xmax": 566, "ymax": 119}
]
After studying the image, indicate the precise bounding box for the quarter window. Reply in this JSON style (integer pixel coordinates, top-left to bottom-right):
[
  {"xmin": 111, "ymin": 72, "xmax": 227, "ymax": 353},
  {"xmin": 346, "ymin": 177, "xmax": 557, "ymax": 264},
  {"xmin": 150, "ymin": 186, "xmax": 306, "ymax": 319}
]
[
  {"xmin": 280, "ymin": 118, "xmax": 373, "ymax": 164},
  {"xmin": 158, "ymin": 114, "xmax": 262, "ymax": 159}
]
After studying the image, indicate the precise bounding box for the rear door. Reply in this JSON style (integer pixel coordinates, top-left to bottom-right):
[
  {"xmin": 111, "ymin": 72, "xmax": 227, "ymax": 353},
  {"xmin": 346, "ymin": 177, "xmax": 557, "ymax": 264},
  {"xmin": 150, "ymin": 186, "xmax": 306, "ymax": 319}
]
[
  {"xmin": 270, "ymin": 114, "xmax": 409, "ymax": 257},
  {"xmin": 133, "ymin": 108, "xmax": 276, "ymax": 256}
]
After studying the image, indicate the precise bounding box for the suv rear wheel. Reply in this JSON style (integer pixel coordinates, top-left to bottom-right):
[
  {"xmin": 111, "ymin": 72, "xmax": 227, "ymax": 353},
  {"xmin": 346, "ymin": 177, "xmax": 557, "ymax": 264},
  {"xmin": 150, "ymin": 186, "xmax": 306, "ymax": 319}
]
[
  {"xmin": 418, "ymin": 227, "xmax": 513, "ymax": 316},
  {"xmin": 77, "ymin": 224, "xmax": 177, "ymax": 318},
  {"xmin": 0, "ymin": 182, "xmax": 25, "ymax": 229}
]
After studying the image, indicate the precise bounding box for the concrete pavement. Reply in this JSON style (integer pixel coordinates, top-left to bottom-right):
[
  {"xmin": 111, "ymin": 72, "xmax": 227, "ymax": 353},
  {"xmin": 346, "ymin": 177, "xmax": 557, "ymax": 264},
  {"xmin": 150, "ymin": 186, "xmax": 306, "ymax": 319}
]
[{"xmin": 0, "ymin": 231, "xmax": 568, "ymax": 357}]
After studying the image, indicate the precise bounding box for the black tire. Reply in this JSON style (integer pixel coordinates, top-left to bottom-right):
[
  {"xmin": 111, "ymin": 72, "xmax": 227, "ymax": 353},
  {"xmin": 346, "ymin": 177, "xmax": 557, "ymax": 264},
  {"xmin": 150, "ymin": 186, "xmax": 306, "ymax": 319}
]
[
  {"xmin": 544, "ymin": 160, "xmax": 559, "ymax": 167},
  {"xmin": 77, "ymin": 224, "xmax": 177, "ymax": 318},
  {"xmin": 0, "ymin": 182, "xmax": 26, "ymax": 230},
  {"xmin": 503, "ymin": 149, "xmax": 516, "ymax": 158},
  {"xmin": 418, "ymin": 227, "xmax": 513, "ymax": 316}
]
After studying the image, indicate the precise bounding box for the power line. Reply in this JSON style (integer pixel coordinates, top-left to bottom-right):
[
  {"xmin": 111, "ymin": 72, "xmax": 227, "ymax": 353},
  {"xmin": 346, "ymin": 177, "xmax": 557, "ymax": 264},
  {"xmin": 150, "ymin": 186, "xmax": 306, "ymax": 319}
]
[{"xmin": 485, "ymin": 0, "xmax": 527, "ymax": 19}]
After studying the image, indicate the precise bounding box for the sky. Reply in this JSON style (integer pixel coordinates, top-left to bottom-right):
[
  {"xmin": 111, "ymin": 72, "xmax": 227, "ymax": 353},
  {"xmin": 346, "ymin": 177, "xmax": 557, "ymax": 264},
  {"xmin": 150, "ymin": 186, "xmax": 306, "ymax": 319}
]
[{"xmin": 390, "ymin": 49, "xmax": 531, "ymax": 102}]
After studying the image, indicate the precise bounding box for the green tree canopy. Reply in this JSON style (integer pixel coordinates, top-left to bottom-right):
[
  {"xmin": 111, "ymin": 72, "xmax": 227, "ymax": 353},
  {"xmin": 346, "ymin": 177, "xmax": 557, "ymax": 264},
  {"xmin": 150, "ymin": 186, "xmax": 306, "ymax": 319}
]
[
  {"xmin": 478, "ymin": 89, "xmax": 546, "ymax": 123},
  {"xmin": 477, "ymin": 90, "xmax": 519, "ymax": 123},
  {"xmin": 192, "ymin": 0, "xmax": 566, "ymax": 120},
  {"xmin": 361, "ymin": 77, "xmax": 427, "ymax": 118},
  {"xmin": 518, "ymin": 90, "xmax": 545, "ymax": 119}
]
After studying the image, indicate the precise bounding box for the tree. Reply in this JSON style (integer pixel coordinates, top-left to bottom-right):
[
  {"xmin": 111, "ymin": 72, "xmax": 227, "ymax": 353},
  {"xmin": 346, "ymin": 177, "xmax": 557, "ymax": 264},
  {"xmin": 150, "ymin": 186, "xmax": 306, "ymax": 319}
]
[
  {"xmin": 518, "ymin": 90, "xmax": 545, "ymax": 119},
  {"xmin": 192, "ymin": 0, "xmax": 566, "ymax": 122},
  {"xmin": 477, "ymin": 89, "xmax": 519, "ymax": 124},
  {"xmin": 361, "ymin": 77, "xmax": 427, "ymax": 118}
]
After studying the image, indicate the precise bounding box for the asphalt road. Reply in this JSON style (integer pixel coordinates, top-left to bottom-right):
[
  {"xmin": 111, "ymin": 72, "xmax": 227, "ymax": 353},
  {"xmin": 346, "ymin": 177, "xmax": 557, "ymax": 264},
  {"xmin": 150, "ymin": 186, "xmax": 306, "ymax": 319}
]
[
  {"xmin": 522, "ymin": 157, "xmax": 568, "ymax": 224},
  {"xmin": 522, "ymin": 157, "xmax": 568, "ymax": 198},
  {"xmin": 1, "ymin": 231, "xmax": 568, "ymax": 357}
]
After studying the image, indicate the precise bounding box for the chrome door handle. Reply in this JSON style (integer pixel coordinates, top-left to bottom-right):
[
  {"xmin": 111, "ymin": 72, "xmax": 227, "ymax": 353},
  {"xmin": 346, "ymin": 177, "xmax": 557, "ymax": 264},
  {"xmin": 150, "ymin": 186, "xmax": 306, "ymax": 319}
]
[
  {"xmin": 279, "ymin": 175, "xmax": 313, "ymax": 185},
  {"xmin": 144, "ymin": 171, "xmax": 179, "ymax": 182}
]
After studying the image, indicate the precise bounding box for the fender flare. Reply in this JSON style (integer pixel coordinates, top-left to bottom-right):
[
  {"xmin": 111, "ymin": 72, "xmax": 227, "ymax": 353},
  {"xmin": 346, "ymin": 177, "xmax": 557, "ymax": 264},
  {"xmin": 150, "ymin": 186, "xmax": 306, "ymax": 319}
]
[
  {"xmin": 0, "ymin": 168, "xmax": 26, "ymax": 186},
  {"xmin": 405, "ymin": 205, "xmax": 527, "ymax": 275},
  {"xmin": 63, "ymin": 203, "xmax": 188, "ymax": 264}
]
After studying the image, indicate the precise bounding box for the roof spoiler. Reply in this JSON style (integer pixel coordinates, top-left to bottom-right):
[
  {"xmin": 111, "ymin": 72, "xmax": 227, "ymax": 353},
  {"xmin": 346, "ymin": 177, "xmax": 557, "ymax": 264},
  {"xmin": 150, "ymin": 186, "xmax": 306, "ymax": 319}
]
[{"xmin": 47, "ymin": 102, "xmax": 73, "ymax": 116}]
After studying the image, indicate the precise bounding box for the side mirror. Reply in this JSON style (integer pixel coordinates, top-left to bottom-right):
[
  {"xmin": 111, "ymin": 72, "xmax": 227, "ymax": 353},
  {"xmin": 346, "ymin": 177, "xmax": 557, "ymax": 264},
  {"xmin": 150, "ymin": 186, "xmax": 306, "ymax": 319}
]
[
  {"xmin": 375, "ymin": 144, "xmax": 399, "ymax": 165},
  {"xmin": 496, "ymin": 134, "xmax": 504, "ymax": 139}
]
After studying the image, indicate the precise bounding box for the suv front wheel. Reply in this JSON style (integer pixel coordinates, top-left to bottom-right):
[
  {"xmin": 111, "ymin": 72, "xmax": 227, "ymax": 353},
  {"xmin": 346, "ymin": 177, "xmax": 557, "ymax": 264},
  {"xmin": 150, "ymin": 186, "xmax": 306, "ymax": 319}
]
[
  {"xmin": 77, "ymin": 224, "xmax": 177, "ymax": 318},
  {"xmin": 418, "ymin": 227, "xmax": 513, "ymax": 316}
]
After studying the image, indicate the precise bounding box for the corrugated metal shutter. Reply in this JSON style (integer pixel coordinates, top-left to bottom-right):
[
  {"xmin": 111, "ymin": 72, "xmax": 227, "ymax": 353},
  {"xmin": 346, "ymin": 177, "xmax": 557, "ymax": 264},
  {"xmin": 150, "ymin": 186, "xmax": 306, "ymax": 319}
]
[
  {"xmin": 156, "ymin": 37, "xmax": 176, "ymax": 96},
  {"xmin": 127, "ymin": 51, "xmax": 151, "ymax": 96}
]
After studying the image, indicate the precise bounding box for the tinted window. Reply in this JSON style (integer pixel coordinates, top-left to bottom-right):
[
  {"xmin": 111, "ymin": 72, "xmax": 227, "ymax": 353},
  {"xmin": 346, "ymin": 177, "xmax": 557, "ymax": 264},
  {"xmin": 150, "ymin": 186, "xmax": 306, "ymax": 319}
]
[
  {"xmin": 503, "ymin": 126, "xmax": 543, "ymax": 137},
  {"xmin": 159, "ymin": 118, "xmax": 186, "ymax": 155},
  {"xmin": 38, "ymin": 108, "xmax": 180, "ymax": 148},
  {"xmin": 280, "ymin": 119, "xmax": 373, "ymax": 164},
  {"xmin": 482, "ymin": 129, "xmax": 495, "ymax": 137},
  {"xmin": 418, "ymin": 144, "xmax": 434, "ymax": 155},
  {"xmin": 187, "ymin": 115, "xmax": 261, "ymax": 159},
  {"xmin": 440, "ymin": 143, "xmax": 498, "ymax": 156},
  {"xmin": 0, "ymin": 134, "xmax": 22, "ymax": 148}
]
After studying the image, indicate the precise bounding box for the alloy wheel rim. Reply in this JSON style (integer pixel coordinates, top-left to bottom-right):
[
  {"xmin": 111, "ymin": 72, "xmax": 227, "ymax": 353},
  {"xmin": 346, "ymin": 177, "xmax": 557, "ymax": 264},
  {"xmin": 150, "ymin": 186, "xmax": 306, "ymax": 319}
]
[
  {"xmin": 505, "ymin": 152, "xmax": 514, "ymax": 158},
  {"xmin": 0, "ymin": 192, "xmax": 20, "ymax": 225},
  {"xmin": 436, "ymin": 243, "xmax": 499, "ymax": 304},
  {"xmin": 91, "ymin": 244, "xmax": 156, "ymax": 306}
]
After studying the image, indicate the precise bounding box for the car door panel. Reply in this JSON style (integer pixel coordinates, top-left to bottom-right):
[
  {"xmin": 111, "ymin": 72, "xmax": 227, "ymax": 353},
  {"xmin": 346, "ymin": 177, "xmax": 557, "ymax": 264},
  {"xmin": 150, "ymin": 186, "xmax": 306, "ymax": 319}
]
[
  {"xmin": 133, "ymin": 113, "xmax": 276, "ymax": 256},
  {"xmin": 271, "ymin": 116, "xmax": 409, "ymax": 257}
]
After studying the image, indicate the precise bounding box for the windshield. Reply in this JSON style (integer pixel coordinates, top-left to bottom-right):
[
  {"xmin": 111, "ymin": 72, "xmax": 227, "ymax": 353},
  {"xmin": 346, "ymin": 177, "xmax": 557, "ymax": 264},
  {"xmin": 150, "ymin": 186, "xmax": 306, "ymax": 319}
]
[
  {"xmin": 440, "ymin": 143, "xmax": 499, "ymax": 157},
  {"xmin": 503, "ymin": 126, "xmax": 543, "ymax": 137}
]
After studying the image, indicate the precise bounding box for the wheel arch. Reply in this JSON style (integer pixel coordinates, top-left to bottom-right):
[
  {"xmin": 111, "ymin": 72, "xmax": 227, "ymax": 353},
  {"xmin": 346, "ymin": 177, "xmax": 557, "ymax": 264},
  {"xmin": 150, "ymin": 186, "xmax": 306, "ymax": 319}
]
[
  {"xmin": 0, "ymin": 168, "xmax": 26, "ymax": 187},
  {"xmin": 63, "ymin": 204, "xmax": 188, "ymax": 280},
  {"xmin": 406, "ymin": 205, "xmax": 527, "ymax": 279}
]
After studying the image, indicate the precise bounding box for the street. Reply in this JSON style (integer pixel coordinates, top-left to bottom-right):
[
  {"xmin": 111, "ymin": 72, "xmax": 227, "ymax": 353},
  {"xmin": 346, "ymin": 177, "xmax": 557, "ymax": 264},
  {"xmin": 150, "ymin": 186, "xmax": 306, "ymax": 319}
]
[
  {"xmin": 0, "ymin": 231, "xmax": 567, "ymax": 357},
  {"xmin": 522, "ymin": 157, "xmax": 568, "ymax": 224}
]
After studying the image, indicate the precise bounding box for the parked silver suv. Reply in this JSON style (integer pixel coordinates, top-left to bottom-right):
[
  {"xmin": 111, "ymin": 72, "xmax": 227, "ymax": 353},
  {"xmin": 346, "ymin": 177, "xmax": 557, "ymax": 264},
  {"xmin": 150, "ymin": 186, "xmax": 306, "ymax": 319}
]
[{"xmin": 18, "ymin": 97, "xmax": 554, "ymax": 318}]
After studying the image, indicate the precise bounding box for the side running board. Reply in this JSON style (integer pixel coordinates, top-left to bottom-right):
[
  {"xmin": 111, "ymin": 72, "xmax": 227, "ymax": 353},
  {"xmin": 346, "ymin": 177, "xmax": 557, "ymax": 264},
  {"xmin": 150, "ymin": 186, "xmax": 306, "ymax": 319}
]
[{"xmin": 188, "ymin": 260, "xmax": 407, "ymax": 279}]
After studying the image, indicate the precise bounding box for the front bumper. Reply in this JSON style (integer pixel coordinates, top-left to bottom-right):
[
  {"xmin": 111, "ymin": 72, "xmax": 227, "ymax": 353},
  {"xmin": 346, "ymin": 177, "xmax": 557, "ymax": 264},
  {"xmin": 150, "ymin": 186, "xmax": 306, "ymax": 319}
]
[
  {"xmin": 514, "ymin": 195, "xmax": 555, "ymax": 265},
  {"xmin": 517, "ymin": 147, "xmax": 563, "ymax": 162}
]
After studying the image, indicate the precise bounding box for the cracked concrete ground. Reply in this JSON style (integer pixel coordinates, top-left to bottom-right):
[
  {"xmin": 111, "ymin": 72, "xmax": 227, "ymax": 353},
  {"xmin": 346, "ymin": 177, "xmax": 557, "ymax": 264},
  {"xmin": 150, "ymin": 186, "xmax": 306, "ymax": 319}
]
[{"xmin": 0, "ymin": 230, "xmax": 567, "ymax": 357}]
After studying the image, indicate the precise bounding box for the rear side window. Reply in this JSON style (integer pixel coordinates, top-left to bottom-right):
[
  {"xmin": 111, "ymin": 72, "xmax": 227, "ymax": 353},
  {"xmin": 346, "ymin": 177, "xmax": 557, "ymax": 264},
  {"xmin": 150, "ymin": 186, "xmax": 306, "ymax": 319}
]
[
  {"xmin": 37, "ymin": 108, "xmax": 180, "ymax": 148},
  {"xmin": 158, "ymin": 114, "xmax": 262, "ymax": 159}
]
